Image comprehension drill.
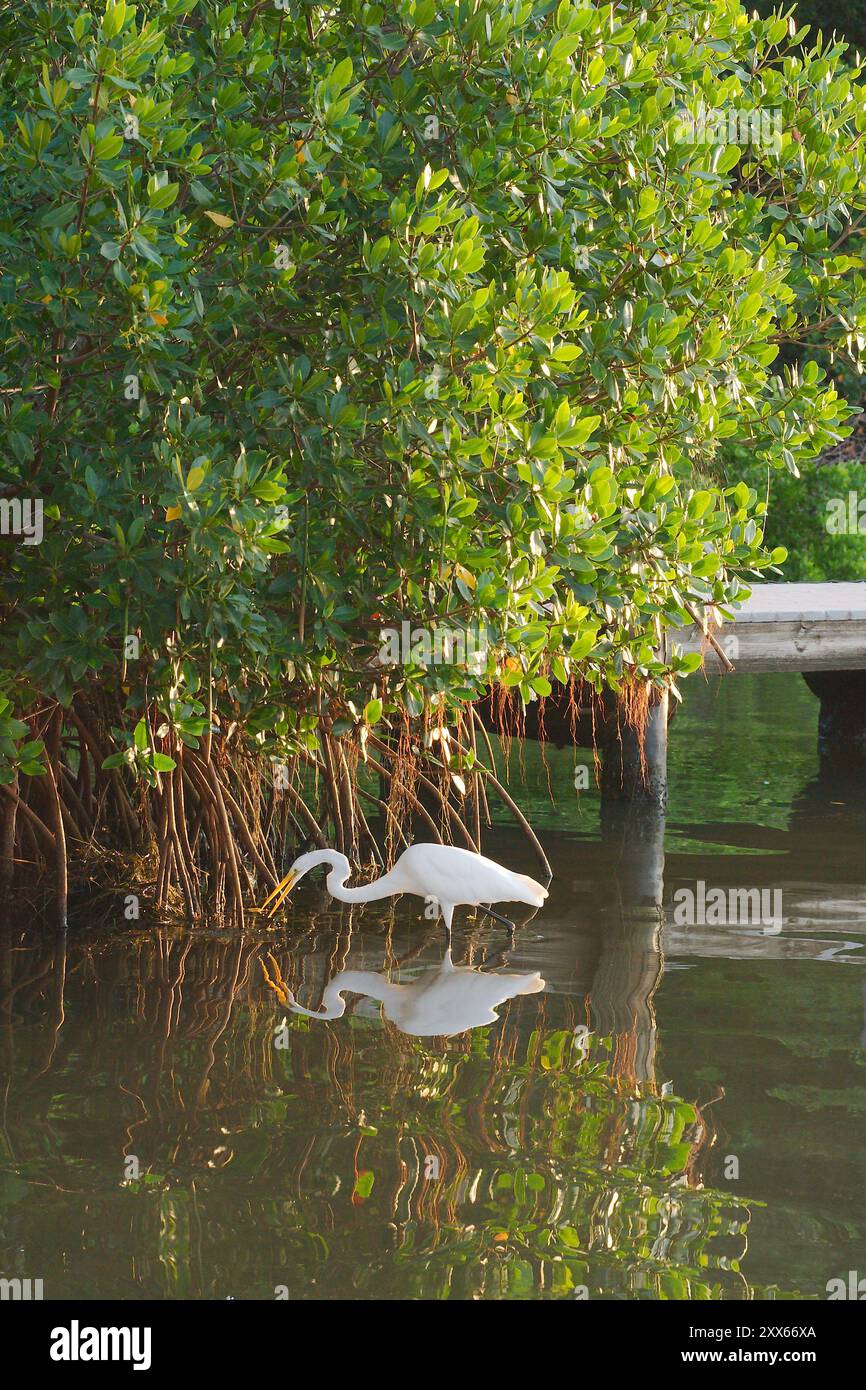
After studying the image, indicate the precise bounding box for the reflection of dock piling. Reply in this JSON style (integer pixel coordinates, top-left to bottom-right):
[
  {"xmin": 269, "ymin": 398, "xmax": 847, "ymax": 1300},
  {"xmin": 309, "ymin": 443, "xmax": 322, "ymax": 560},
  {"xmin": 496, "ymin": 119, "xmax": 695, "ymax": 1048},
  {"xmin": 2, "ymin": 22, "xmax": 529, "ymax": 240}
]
[
  {"xmin": 600, "ymin": 795, "xmax": 666, "ymax": 908},
  {"xmin": 590, "ymin": 789, "xmax": 667, "ymax": 1086},
  {"xmin": 802, "ymin": 670, "xmax": 866, "ymax": 774},
  {"xmin": 589, "ymin": 908, "xmax": 663, "ymax": 1086}
]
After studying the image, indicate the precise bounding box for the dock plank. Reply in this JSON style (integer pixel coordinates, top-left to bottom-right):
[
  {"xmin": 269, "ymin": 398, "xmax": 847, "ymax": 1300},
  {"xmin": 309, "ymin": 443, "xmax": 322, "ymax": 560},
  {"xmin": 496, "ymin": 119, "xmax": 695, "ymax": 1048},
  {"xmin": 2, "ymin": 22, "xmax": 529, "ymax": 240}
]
[{"xmin": 674, "ymin": 582, "xmax": 866, "ymax": 673}]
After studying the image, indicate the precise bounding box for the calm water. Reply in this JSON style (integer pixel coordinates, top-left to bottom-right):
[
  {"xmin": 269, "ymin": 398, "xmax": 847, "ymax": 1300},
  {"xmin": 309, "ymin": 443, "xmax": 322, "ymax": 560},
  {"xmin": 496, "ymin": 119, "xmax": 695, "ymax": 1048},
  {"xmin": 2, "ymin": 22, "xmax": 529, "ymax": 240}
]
[{"xmin": 2, "ymin": 673, "xmax": 865, "ymax": 1300}]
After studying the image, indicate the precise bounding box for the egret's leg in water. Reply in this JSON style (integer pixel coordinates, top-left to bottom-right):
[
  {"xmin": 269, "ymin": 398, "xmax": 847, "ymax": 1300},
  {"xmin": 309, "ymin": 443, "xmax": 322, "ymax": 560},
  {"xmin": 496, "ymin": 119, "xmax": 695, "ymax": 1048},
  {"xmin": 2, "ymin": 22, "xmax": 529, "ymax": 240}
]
[
  {"xmin": 482, "ymin": 905, "xmax": 515, "ymax": 930},
  {"xmin": 481, "ymin": 906, "xmax": 517, "ymax": 950}
]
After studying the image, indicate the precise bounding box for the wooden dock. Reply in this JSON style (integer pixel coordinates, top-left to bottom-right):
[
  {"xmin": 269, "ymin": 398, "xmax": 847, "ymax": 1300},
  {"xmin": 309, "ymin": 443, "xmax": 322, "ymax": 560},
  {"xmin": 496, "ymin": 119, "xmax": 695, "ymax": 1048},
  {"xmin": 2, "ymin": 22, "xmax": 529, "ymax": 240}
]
[{"xmin": 675, "ymin": 582, "xmax": 866, "ymax": 673}]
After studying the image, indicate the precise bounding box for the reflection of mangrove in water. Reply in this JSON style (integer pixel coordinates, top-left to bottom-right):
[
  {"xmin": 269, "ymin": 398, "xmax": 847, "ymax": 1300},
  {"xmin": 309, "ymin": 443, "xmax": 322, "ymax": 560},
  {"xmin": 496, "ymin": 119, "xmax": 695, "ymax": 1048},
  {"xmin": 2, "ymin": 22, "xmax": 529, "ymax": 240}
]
[{"xmin": 0, "ymin": 914, "xmax": 766, "ymax": 1299}]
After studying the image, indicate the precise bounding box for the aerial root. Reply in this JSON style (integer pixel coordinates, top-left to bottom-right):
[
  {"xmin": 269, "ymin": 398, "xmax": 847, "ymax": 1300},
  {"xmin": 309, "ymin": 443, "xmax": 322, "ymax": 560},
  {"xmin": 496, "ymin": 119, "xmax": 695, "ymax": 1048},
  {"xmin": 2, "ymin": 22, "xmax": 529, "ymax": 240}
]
[{"xmin": 3, "ymin": 695, "xmax": 555, "ymax": 926}]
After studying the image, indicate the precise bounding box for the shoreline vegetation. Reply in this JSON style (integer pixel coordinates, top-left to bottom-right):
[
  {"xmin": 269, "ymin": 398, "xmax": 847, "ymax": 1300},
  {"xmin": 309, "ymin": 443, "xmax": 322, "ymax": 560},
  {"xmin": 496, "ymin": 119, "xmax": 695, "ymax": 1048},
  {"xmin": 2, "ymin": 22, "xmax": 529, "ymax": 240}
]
[{"xmin": 3, "ymin": 0, "xmax": 866, "ymax": 926}]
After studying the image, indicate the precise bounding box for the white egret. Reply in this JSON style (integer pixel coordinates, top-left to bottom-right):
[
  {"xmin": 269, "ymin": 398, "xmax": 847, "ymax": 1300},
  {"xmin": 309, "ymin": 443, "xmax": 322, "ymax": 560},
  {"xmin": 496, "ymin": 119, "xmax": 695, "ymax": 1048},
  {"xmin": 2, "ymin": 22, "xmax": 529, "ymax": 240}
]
[
  {"xmin": 258, "ymin": 842, "xmax": 549, "ymax": 932},
  {"xmin": 264, "ymin": 948, "xmax": 546, "ymax": 1037},
  {"xmin": 264, "ymin": 950, "xmax": 544, "ymax": 1039}
]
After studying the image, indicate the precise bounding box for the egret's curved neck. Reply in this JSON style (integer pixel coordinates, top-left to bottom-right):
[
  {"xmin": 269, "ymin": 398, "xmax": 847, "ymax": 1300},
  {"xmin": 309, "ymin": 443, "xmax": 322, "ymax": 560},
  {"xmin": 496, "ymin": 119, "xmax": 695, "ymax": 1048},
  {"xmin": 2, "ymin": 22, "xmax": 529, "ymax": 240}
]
[
  {"xmin": 291, "ymin": 970, "xmax": 401, "ymax": 1019},
  {"xmin": 319, "ymin": 853, "xmax": 402, "ymax": 905}
]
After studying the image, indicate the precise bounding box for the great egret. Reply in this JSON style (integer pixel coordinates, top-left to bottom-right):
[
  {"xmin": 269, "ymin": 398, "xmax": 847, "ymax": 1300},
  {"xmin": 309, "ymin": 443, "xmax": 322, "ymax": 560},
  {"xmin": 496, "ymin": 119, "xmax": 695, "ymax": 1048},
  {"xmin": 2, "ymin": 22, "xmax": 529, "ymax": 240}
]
[
  {"xmin": 263, "ymin": 948, "xmax": 546, "ymax": 1037},
  {"xmin": 258, "ymin": 842, "xmax": 549, "ymax": 932}
]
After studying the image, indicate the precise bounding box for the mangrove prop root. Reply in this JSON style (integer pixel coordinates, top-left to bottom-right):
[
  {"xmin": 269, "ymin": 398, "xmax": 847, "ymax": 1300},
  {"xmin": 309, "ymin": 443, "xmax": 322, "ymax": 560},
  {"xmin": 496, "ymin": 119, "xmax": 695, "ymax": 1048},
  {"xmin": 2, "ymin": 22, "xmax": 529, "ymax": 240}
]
[
  {"xmin": 46, "ymin": 708, "xmax": 68, "ymax": 930},
  {"xmin": 4, "ymin": 695, "xmax": 566, "ymax": 924}
]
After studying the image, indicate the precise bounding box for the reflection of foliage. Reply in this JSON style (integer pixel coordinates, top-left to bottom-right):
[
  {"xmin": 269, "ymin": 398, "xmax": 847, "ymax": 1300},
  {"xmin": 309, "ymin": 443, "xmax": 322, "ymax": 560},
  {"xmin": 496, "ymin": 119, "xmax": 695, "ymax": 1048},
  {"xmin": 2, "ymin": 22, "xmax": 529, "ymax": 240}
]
[
  {"xmin": 265, "ymin": 1023, "xmax": 756, "ymax": 1300},
  {"xmin": 657, "ymin": 953, "xmax": 866, "ymax": 1297},
  {"xmin": 668, "ymin": 672, "xmax": 819, "ymax": 835},
  {"xmin": 767, "ymin": 1085, "xmax": 866, "ymax": 1115},
  {"xmin": 0, "ymin": 928, "xmax": 770, "ymax": 1300}
]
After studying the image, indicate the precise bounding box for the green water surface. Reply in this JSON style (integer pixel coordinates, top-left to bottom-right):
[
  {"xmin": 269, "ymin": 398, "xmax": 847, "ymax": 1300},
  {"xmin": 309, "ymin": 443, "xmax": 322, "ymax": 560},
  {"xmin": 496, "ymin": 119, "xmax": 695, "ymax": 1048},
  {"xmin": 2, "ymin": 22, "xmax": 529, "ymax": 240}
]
[{"xmin": 1, "ymin": 674, "xmax": 864, "ymax": 1300}]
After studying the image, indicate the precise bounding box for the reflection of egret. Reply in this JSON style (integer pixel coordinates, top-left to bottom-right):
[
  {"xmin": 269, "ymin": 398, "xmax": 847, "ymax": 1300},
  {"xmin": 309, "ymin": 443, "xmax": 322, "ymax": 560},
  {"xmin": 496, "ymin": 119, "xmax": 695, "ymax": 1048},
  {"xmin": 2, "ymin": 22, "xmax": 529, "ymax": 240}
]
[
  {"xmin": 258, "ymin": 843, "xmax": 549, "ymax": 933},
  {"xmin": 263, "ymin": 948, "xmax": 545, "ymax": 1037}
]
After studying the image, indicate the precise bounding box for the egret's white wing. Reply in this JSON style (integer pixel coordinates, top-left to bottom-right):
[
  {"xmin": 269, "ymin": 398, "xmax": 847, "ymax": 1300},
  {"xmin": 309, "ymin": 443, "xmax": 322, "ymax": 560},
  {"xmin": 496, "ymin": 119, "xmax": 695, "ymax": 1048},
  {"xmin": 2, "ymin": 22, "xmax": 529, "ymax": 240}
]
[
  {"xmin": 395, "ymin": 966, "xmax": 546, "ymax": 1035},
  {"xmin": 394, "ymin": 843, "xmax": 548, "ymax": 907}
]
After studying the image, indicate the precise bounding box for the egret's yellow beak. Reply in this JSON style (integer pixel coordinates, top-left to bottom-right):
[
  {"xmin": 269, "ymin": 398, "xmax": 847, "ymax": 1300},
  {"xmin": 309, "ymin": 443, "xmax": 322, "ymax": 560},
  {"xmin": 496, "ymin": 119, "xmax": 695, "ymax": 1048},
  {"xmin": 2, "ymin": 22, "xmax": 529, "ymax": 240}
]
[
  {"xmin": 259, "ymin": 869, "xmax": 298, "ymax": 917},
  {"xmin": 261, "ymin": 951, "xmax": 291, "ymax": 1005}
]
